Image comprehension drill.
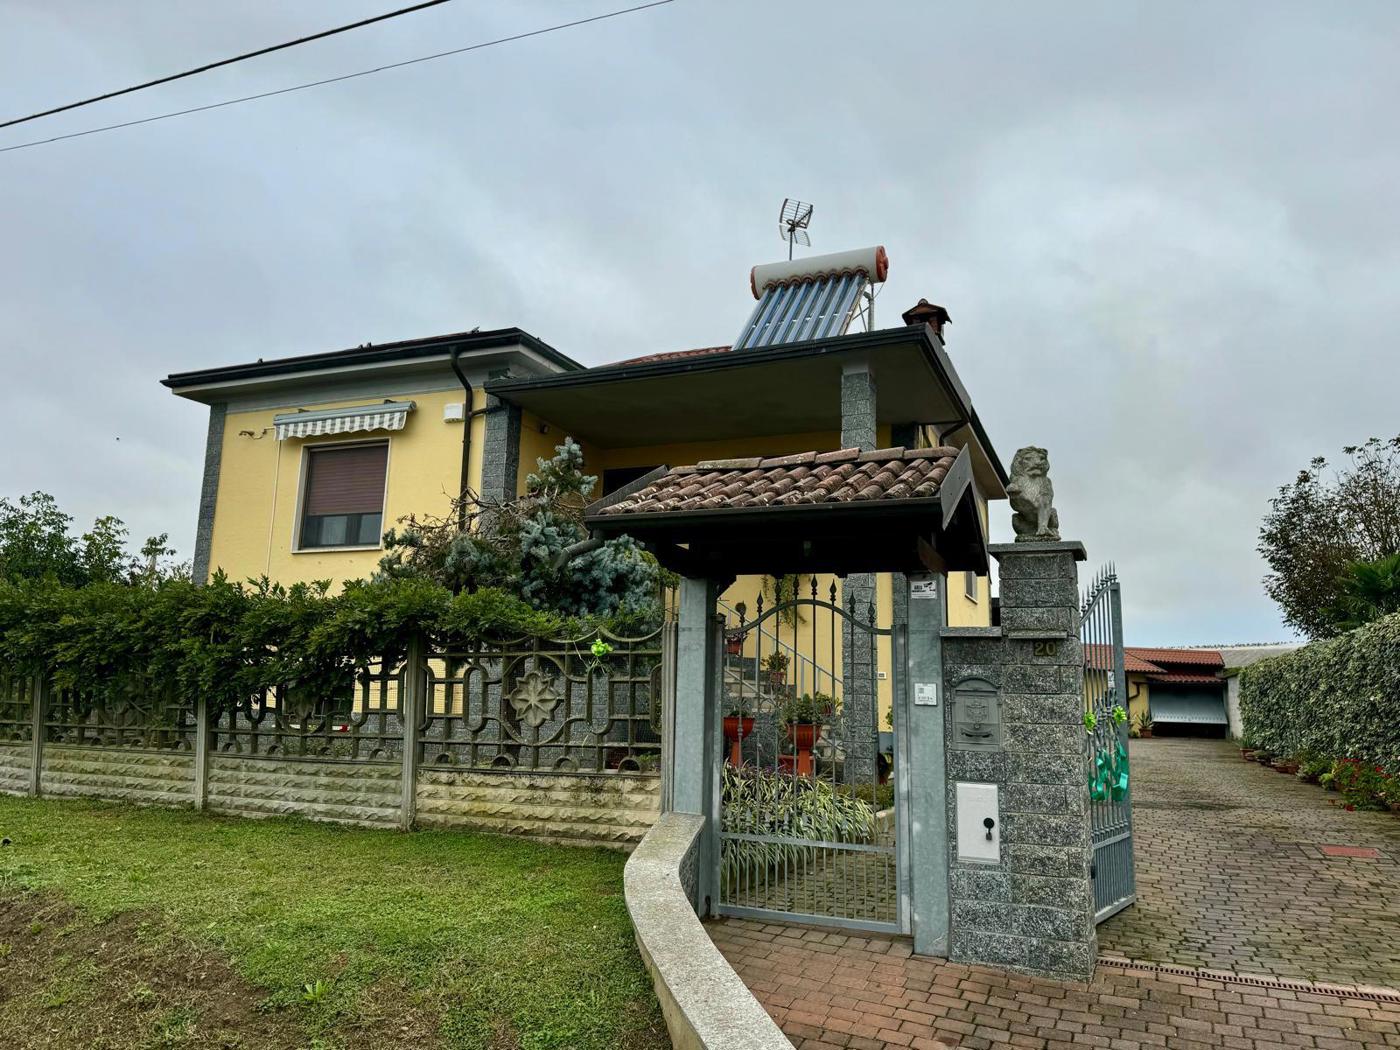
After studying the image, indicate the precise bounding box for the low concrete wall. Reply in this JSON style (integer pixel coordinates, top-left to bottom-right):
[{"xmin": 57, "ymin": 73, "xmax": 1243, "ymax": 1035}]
[
  {"xmin": 40, "ymin": 745, "xmax": 195, "ymax": 805},
  {"xmin": 207, "ymin": 754, "xmax": 401, "ymax": 828},
  {"xmin": 416, "ymin": 769, "xmax": 660, "ymax": 849},
  {"xmin": 624, "ymin": 813, "xmax": 792, "ymax": 1050},
  {"xmin": 0, "ymin": 742, "xmax": 31, "ymax": 797}
]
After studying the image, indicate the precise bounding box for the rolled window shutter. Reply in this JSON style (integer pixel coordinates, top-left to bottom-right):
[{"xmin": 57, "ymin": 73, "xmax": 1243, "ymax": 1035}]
[{"xmin": 304, "ymin": 444, "xmax": 388, "ymax": 516}]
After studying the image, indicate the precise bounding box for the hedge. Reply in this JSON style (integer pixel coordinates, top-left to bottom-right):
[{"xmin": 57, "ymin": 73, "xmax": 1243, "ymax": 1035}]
[
  {"xmin": 0, "ymin": 574, "xmax": 657, "ymax": 714},
  {"xmin": 1239, "ymin": 611, "xmax": 1400, "ymax": 766}
]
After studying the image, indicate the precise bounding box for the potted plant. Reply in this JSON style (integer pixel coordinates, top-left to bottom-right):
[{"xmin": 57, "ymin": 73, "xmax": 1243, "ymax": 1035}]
[
  {"xmin": 763, "ymin": 651, "xmax": 789, "ymax": 689},
  {"xmin": 1297, "ymin": 754, "xmax": 1330, "ymax": 784},
  {"xmin": 780, "ymin": 692, "xmax": 833, "ymax": 749},
  {"xmin": 779, "ymin": 692, "xmax": 833, "ymax": 778},
  {"xmin": 1274, "ymin": 755, "xmax": 1300, "ymax": 775},
  {"xmin": 725, "ymin": 630, "xmax": 747, "ymax": 657},
  {"xmin": 722, "ymin": 704, "xmax": 756, "ymax": 766},
  {"xmin": 1133, "ymin": 713, "xmax": 1154, "ymax": 739},
  {"xmin": 1238, "ymin": 734, "xmax": 1256, "ymax": 761}
]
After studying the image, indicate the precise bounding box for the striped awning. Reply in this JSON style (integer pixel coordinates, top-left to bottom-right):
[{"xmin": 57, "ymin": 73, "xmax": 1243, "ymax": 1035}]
[{"xmin": 273, "ymin": 401, "xmax": 414, "ymax": 441}]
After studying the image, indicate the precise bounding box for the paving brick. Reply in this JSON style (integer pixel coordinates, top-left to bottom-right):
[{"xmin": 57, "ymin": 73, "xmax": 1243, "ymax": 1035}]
[{"xmin": 707, "ymin": 739, "xmax": 1400, "ymax": 1049}]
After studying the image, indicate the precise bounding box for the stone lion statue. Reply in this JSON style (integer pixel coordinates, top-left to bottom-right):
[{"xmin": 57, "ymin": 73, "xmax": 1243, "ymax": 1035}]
[{"xmin": 1007, "ymin": 446, "xmax": 1060, "ymax": 542}]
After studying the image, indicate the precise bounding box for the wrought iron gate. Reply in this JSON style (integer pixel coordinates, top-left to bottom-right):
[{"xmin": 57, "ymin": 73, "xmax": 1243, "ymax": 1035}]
[
  {"xmin": 1081, "ymin": 567, "xmax": 1136, "ymax": 923},
  {"xmin": 714, "ymin": 580, "xmax": 906, "ymax": 933}
]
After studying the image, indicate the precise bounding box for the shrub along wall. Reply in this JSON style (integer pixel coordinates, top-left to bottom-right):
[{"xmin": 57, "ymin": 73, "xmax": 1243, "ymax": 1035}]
[
  {"xmin": 1239, "ymin": 611, "xmax": 1400, "ymax": 766},
  {"xmin": 0, "ymin": 575, "xmax": 667, "ymax": 846}
]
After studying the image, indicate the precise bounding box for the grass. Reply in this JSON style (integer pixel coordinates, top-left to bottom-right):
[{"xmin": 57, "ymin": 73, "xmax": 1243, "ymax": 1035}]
[{"xmin": 0, "ymin": 795, "xmax": 666, "ymax": 1050}]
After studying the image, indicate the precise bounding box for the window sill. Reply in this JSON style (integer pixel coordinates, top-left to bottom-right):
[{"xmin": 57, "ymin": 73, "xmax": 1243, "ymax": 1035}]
[{"xmin": 291, "ymin": 545, "xmax": 383, "ymax": 555}]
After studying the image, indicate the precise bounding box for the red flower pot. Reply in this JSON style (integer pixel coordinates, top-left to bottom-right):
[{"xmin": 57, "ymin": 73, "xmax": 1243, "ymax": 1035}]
[
  {"xmin": 784, "ymin": 721, "xmax": 821, "ymax": 778},
  {"xmin": 723, "ymin": 715, "xmax": 755, "ymax": 766},
  {"xmin": 725, "ymin": 634, "xmax": 745, "ymax": 656}
]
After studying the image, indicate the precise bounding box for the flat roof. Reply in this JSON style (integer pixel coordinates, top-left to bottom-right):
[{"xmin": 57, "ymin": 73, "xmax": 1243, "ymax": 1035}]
[{"xmin": 487, "ymin": 324, "xmax": 1009, "ymax": 494}]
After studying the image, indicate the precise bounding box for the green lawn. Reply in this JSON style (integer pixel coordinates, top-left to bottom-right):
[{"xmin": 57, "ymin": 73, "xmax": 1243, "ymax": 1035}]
[{"xmin": 0, "ymin": 795, "xmax": 667, "ymax": 1050}]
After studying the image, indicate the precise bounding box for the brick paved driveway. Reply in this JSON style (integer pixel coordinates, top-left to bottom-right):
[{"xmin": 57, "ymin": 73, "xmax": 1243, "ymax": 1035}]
[
  {"xmin": 1098, "ymin": 738, "xmax": 1400, "ymax": 985},
  {"xmin": 711, "ymin": 920, "xmax": 1400, "ymax": 1049},
  {"xmin": 710, "ymin": 737, "xmax": 1400, "ymax": 1048}
]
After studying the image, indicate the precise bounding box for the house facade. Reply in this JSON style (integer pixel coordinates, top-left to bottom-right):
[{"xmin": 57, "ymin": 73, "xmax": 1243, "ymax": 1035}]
[{"xmin": 163, "ymin": 249, "xmax": 1009, "ymax": 724}]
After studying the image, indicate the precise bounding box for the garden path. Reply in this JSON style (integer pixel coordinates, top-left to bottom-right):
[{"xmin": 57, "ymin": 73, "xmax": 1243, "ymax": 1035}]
[
  {"xmin": 710, "ymin": 737, "xmax": 1400, "ymax": 1049},
  {"xmin": 1098, "ymin": 737, "xmax": 1400, "ymax": 985}
]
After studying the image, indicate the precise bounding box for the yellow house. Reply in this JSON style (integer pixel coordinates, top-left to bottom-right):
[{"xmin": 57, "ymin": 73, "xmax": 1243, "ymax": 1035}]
[{"xmin": 163, "ymin": 252, "xmax": 1009, "ymax": 728}]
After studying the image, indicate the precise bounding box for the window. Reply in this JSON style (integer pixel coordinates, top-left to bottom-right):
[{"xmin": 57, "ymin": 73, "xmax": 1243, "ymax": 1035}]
[
  {"xmin": 298, "ymin": 443, "xmax": 388, "ymax": 549},
  {"xmin": 964, "ymin": 571, "xmax": 979, "ymax": 602}
]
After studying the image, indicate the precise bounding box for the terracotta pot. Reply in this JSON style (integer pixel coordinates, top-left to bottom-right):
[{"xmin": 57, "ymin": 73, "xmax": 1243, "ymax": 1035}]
[
  {"xmin": 725, "ymin": 634, "xmax": 744, "ymax": 656},
  {"xmin": 1140, "ymin": 729, "xmax": 1153, "ymax": 739},
  {"xmin": 723, "ymin": 714, "xmax": 755, "ymax": 767},
  {"xmin": 786, "ymin": 722, "xmax": 821, "ymax": 751},
  {"xmin": 1241, "ymin": 749, "xmax": 1256, "ymax": 761},
  {"xmin": 723, "ymin": 715, "xmax": 755, "ymax": 744}
]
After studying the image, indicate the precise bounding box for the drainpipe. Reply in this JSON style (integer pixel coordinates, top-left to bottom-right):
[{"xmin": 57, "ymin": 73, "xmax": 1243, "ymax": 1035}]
[{"xmin": 449, "ymin": 346, "xmax": 475, "ymax": 529}]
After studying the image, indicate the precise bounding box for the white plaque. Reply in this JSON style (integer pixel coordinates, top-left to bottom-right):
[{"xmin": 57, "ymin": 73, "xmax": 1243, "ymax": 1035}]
[
  {"xmin": 911, "ymin": 579, "xmax": 939, "ymax": 600},
  {"xmin": 914, "ymin": 682, "xmax": 938, "ymax": 706}
]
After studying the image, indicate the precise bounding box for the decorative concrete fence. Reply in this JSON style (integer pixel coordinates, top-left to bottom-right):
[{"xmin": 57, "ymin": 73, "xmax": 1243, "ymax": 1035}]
[{"xmin": 0, "ymin": 626, "xmax": 670, "ymax": 849}]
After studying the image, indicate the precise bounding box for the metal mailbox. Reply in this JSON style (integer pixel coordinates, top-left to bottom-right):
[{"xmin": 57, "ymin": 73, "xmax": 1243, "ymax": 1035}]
[{"xmin": 949, "ymin": 676, "xmax": 1001, "ymax": 751}]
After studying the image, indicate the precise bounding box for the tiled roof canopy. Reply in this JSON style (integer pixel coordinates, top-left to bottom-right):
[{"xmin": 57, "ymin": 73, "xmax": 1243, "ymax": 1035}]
[
  {"xmin": 594, "ymin": 446, "xmax": 960, "ymax": 517},
  {"xmin": 1125, "ymin": 646, "xmax": 1225, "ymax": 669},
  {"xmin": 1087, "ymin": 644, "xmax": 1165, "ymax": 674}
]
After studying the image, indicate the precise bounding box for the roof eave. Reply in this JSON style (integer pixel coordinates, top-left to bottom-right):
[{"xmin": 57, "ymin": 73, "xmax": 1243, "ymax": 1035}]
[{"xmin": 162, "ymin": 328, "xmax": 582, "ymax": 401}]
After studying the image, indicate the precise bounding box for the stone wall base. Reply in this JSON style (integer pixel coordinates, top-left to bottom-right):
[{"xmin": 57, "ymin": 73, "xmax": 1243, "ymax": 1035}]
[
  {"xmin": 416, "ymin": 769, "xmax": 660, "ymax": 849},
  {"xmin": 41, "ymin": 745, "xmax": 194, "ymax": 805},
  {"xmin": 206, "ymin": 754, "xmax": 402, "ymax": 828}
]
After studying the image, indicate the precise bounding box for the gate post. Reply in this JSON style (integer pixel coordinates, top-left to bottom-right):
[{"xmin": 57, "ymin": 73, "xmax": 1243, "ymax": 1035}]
[
  {"xmin": 400, "ymin": 635, "xmax": 426, "ymax": 832},
  {"xmin": 193, "ymin": 695, "xmax": 210, "ymax": 811},
  {"xmin": 937, "ymin": 540, "xmax": 1096, "ymax": 981},
  {"xmin": 671, "ymin": 576, "xmax": 725, "ymax": 915},
  {"xmin": 28, "ymin": 673, "xmax": 46, "ymax": 797},
  {"xmin": 905, "ymin": 573, "xmax": 950, "ymax": 955}
]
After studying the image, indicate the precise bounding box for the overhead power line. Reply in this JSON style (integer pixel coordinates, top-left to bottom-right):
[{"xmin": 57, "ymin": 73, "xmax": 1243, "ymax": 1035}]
[
  {"xmin": 0, "ymin": 0, "xmax": 457, "ymax": 131},
  {"xmin": 0, "ymin": 1, "xmax": 676, "ymax": 155}
]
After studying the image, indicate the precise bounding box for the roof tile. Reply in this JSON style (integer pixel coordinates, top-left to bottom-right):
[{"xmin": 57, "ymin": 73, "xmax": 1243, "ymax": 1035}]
[{"xmin": 593, "ymin": 445, "xmax": 962, "ymax": 517}]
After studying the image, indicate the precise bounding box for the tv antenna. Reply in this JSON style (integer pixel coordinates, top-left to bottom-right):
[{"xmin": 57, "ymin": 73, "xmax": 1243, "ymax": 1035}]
[{"xmin": 778, "ymin": 198, "xmax": 813, "ymax": 260}]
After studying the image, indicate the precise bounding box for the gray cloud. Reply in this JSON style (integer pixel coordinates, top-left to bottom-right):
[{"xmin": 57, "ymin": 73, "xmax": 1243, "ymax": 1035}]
[{"xmin": 3, "ymin": 1, "xmax": 1397, "ymax": 644}]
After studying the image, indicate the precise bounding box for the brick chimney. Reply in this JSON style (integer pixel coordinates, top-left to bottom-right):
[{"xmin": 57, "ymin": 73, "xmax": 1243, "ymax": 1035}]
[{"xmin": 901, "ymin": 299, "xmax": 951, "ymax": 340}]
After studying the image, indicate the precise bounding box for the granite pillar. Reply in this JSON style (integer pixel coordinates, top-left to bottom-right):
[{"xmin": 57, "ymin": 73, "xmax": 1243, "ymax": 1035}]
[
  {"xmin": 480, "ymin": 394, "xmax": 522, "ymax": 501},
  {"xmin": 841, "ymin": 361, "xmax": 878, "ymax": 781},
  {"xmin": 939, "ymin": 540, "xmax": 1096, "ymax": 980}
]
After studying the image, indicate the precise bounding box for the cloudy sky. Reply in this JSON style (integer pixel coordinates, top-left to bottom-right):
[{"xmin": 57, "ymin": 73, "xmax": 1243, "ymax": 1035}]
[{"xmin": 3, "ymin": 1, "xmax": 1397, "ymax": 645}]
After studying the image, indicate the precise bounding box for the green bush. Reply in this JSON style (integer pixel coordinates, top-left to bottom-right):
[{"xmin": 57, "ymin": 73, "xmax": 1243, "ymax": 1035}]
[
  {"xmin": 0, "ymin": 574, "xmax": 645, "ymax": 715},
  {"xmin": 720, "ymin": 764, "xmax": 875, "ymax": 887},
  {"xmin": 838, "ymin": 781, "xmax": 895, "ymax": 812},
  {"xmin": 1331, "ymin": 758, "xmax": 1400, "ymax": 811},
  {"xmin": 1239, "ymin": 611, "xmax": 1400, "ymax": 767}
]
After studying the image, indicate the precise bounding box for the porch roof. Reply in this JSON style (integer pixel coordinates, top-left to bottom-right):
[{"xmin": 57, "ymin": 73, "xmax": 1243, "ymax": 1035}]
[
  {"xmin": 486, "ymin": 325, "xmax": 1008, "ymax": 498},
  {"xmin": 584, "ymin": 445, "xmax": 988, "ymax": 577}
]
